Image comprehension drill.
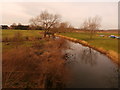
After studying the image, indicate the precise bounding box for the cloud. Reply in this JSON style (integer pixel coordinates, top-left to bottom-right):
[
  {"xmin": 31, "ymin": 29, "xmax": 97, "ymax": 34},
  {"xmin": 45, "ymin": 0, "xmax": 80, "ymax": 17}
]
[
  {"xmin": 1, "ymin": 2, "xmax": 118, "ymax": 29},
  {"xmin": 1, "ymin": 2, "xmax": 32, "ymax": 24}
]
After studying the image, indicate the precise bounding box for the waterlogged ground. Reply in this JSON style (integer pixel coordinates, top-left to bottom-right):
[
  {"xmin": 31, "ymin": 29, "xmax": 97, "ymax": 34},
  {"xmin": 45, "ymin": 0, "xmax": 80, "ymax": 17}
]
[{"xmin": 65, "ymin": 41, "xmax": 118, "ymax": 88}]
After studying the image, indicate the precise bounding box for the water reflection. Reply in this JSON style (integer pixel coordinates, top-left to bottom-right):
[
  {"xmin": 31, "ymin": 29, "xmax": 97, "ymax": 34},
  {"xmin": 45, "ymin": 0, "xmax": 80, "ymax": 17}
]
[
  {"xmin": 65, "ymin": 41, "xmax": 98, "ymax": 66},
  {"xmin": 65, "ymin": 41, "xmax": 118, "ymax": 88},
  {"xmin": 81, "ymin": 48, "xmax": 97, "ymax": 66}
]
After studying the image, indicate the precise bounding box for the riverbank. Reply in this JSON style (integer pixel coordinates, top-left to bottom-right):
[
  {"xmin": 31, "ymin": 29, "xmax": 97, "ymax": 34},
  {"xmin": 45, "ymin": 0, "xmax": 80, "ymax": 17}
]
[
  {"xmin": 3, "ymin": 32, "xmax": 69, "ymax": 88},
  {"xmin": 55, "ymin": 34, "xmax": 119, "ymax": 65}
]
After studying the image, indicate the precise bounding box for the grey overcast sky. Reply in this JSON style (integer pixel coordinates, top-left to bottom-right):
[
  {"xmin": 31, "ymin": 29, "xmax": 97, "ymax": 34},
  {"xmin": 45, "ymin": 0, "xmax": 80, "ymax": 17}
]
[{"xmin": 1, "ymin": 2, "xmax": 118, "ymax": 29}]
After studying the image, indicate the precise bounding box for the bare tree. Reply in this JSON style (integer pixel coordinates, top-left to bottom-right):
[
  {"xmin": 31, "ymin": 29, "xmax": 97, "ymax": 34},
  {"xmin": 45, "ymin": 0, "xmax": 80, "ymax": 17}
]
[
  {"xmin": 29, "ymin": 10, "xmax": 61, "ymax": 37},
  {"xmin": 58, "ymin": 22, "xmax": 74, "ymax": 33},
  {"xmin": 81, "ymin": 16, "xmax": 101, "ymax": 39},
  {"xmin": 58, "ymin": 22, "xmax": 69, "ymax": 33}
]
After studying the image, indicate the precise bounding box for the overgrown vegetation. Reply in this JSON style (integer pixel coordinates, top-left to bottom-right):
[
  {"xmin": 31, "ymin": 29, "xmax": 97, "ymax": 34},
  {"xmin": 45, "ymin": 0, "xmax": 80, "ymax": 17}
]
[{"xmin": 2, "ymin": 31, "xmax": 70, "ymax": 88}]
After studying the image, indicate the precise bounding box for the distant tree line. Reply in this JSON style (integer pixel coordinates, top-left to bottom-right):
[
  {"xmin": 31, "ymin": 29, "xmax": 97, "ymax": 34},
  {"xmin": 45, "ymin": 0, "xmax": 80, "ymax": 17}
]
[
  {"xmin": 1, "ymin": 23, "xmax": 44, "ymax": 30},
  {"xmin": 1, "ymin": 25, "xmax": 9, "ymax": 29}
]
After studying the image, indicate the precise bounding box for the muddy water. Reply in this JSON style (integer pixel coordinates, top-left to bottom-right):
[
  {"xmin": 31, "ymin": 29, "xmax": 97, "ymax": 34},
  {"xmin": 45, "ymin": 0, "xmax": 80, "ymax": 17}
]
[{"xmin": 65, "ymin": 41, "xmax": 118, "ymax": 88}]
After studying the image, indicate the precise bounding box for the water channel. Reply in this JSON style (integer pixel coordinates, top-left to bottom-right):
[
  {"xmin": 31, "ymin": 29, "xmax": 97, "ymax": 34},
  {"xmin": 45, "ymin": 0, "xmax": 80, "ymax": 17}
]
[{"xmin": 65, "ymin": 40, "xmax": 118, "ymax": 88}]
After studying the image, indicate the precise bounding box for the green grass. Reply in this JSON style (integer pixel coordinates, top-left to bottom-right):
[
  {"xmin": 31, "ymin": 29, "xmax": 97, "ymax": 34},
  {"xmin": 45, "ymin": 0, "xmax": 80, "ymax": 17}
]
[
  {"xmin": 2, "ymin": 29, "xmax": 44, "ymax": 52},
  {"xmin": 2, "ymin": 29, "xmax": 43, "ymax": 38},
  {"xmin": 2, "ymin": 40, "xmax": 45, "ymax": 52},
  {"xmin": 60, "ymin": 32, "xmax": 118, "ymax": 53}
]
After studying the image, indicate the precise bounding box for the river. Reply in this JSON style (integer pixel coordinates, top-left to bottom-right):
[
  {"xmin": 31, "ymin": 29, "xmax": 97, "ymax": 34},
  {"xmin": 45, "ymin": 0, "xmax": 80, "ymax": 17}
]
[{"xmin": 64, "ymin": 40, "xmax": 118, "ymax": 88}]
